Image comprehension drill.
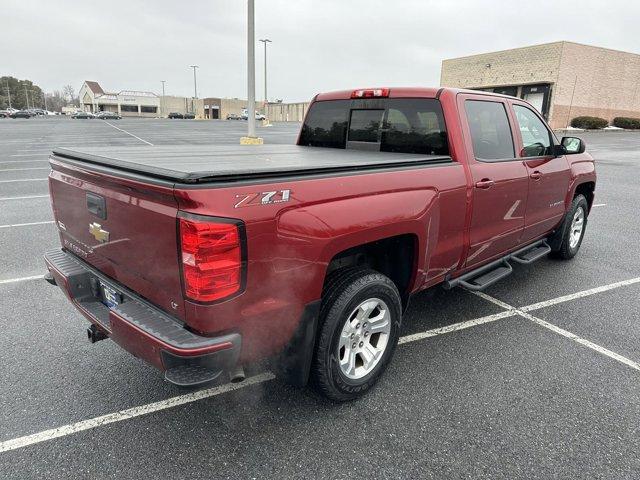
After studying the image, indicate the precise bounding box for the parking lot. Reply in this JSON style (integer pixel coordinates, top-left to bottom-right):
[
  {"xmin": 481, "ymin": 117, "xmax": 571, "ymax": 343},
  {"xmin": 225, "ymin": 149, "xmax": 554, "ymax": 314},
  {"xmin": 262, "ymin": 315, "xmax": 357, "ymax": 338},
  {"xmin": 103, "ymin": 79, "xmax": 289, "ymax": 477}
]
[{"xmin": 0, "ymin": 116, "xmax": 639, "ymax": 479}]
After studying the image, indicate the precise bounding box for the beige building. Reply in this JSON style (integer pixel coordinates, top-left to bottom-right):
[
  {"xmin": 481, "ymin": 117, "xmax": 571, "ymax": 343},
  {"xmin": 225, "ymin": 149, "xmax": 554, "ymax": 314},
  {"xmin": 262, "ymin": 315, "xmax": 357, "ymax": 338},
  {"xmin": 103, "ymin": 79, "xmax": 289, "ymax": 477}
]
[
  {"xmin": 79, "ymin": 81, "xmax": 160, "ymax": 117},
  {"xmin": 440, "ymin": 41, "xmax": 640, "ymax": 129}
]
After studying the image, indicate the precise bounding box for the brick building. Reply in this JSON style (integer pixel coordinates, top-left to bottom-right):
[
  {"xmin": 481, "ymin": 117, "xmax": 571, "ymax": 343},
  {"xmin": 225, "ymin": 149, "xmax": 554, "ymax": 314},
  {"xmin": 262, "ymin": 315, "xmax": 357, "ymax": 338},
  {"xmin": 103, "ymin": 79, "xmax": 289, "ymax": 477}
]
[{"xmin": 440, "ymin": 41, "xmax": 640, "ymax": 129}]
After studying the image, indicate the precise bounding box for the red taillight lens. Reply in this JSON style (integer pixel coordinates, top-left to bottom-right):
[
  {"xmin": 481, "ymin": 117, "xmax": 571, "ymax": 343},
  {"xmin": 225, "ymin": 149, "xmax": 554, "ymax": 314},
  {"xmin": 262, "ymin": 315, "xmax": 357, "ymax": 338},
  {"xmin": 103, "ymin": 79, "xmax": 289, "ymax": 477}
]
[
  {"xmin": 351, "ymin": 88, "xmax": 390, "ymax": 99},
  {"xmin": 179, "ymin": 217, "xmax": 244, "ymax": 302}
]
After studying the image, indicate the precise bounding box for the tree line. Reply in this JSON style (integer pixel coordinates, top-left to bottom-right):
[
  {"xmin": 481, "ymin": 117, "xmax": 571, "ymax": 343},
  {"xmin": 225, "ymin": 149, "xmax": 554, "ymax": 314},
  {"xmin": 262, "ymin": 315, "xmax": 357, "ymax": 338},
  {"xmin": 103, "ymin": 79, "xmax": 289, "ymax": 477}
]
[{"xmin": 0, "ymin": 76, "xmax": 79, "ymax": 111}]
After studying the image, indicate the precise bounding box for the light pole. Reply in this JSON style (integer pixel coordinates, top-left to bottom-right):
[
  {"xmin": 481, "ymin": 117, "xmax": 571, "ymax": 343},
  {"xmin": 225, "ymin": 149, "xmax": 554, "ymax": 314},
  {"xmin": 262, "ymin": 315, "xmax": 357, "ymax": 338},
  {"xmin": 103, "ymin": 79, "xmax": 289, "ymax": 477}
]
[
  {"xmin": 241, "ymin": 0, "xmax": 262, "ymax": 143},
  {"xmin": 259, "ymin": 38, "xmax": 271, "ymax": 116},
  {"xmin": 161, "ymin": 80, "xmax": 165, "ymax": 117},
  {"xmin": 5, "ymin": 80, "xmax": 11, "ymax": 110},
  {"xmin": 24, "ymin": 86, "xmax": 29, "ymax": 109},
  {"xmin": 189, "ymin": 65, "xmax": 198, "ymax": 115}
]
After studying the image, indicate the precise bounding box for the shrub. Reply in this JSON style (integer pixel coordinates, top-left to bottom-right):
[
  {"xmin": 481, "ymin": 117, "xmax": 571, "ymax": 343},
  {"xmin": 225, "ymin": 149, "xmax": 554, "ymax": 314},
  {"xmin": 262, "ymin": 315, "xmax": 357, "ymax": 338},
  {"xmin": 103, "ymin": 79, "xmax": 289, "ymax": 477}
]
[
  {"xmin": 612, "ymin": 117, "xmax": 640, "ymax": 129},
  {"xmin": 570, "ymin": 116, "xmax": 608, "ymax": 129}
]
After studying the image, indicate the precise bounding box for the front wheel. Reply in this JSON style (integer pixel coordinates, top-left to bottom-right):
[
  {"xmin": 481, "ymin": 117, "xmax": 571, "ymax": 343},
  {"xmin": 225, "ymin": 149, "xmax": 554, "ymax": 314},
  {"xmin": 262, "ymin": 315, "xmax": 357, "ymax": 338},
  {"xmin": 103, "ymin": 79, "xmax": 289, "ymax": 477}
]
[
  {"xmin": 551, "ymin": 194, "xmax": 589, "ymax": 259},
  {"xmin": 311, "ymin": 268, "xmax": 402, "ymax": 402}
]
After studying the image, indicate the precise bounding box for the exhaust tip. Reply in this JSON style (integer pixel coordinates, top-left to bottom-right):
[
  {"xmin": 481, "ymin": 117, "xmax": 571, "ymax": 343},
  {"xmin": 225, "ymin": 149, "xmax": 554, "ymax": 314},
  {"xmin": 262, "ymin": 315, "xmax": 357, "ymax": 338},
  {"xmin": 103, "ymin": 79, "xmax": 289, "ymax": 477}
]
[{"xmin": 229, "ymin": 365, "xmax": 246, "ymax": 383}]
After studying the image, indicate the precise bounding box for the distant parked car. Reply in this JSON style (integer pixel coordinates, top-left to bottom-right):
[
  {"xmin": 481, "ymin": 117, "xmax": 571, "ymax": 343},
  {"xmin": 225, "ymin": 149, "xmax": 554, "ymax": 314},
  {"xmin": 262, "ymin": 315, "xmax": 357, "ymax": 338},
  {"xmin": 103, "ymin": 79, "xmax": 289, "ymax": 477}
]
[
  {"xmin": 96, "ymin": 111, "xmax": 122, "ymax": 120},
  {"xmin": 10, "ymin": 110, "xmax": 31, "ymax": 119},
  {"xmin": 72, "ymin": 111, "xmax": 94, "ymax": 119},
  {"xmin": 255, "ymin": 112, "xmax": 266, "ymax": 121},
  {"xmin": 0, "ymin": 110, "xmax": 10, "ymax": 118},
  {"xmin": 168, "ymin": 112, "xmax": 184, "ymax": 119},
  {"xmin": 226, "ymin": 113, "xmax": 241, "ymax": 120},
  {"xmin": 183, "ymin": 113, "xmax": 196, "ymax": 119}
]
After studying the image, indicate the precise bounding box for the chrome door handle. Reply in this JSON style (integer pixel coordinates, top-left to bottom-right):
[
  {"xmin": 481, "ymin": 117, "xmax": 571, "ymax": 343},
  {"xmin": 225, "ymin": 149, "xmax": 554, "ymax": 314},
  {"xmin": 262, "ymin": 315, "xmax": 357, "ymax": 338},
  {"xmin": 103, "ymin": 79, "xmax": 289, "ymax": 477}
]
[{"xmin": 475, "ymin": 179, "xmax": 495, "ymax": 189}]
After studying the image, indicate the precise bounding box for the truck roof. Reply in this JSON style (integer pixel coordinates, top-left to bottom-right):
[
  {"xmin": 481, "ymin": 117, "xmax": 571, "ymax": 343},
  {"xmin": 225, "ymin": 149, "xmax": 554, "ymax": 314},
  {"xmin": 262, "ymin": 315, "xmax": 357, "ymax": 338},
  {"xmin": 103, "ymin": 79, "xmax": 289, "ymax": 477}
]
[
  {"xmin": 314, "ymin": 87, "xmax": 520, "ymax": 102},
  {"xmin": 51, "ymin": 145, "xmax": 452, "ymax": 184}
]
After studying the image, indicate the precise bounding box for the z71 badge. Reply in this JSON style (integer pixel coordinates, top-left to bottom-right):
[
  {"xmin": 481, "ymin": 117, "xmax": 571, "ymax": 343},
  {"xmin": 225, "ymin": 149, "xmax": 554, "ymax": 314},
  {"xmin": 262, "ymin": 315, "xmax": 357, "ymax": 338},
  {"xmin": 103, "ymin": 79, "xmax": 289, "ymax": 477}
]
[{"xmin": 234, "ymin": 189, "xmax": 291, "ymax": 208}]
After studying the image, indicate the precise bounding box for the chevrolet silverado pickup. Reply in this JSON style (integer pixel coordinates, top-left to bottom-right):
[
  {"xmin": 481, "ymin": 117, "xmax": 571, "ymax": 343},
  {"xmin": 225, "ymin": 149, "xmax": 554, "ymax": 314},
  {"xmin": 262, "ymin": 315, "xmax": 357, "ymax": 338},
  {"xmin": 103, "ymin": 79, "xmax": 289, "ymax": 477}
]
[{"xmin": 44, "ymin": 87, "xmax": 596, "ymax": 401}]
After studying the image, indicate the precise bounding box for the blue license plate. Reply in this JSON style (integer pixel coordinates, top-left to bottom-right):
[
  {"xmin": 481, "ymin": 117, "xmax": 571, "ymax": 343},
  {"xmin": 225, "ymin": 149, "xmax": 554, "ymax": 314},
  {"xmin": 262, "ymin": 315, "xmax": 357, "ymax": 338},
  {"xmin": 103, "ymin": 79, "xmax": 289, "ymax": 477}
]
[{"xmin": 100, "ymin": 282, "xmax": 121, "ymax": 309}]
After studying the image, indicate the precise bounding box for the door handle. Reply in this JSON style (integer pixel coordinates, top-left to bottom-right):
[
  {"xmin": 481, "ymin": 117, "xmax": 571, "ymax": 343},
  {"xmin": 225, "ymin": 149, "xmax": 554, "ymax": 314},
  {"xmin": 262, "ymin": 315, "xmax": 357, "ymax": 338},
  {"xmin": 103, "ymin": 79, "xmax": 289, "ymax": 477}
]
[
  {"xmin": 475, "ymin": 179, "xmax": 495, "ymax": 189},
  {"xmin": 530, "ymin": 171, "xmax": 542, "ymax": 180}
]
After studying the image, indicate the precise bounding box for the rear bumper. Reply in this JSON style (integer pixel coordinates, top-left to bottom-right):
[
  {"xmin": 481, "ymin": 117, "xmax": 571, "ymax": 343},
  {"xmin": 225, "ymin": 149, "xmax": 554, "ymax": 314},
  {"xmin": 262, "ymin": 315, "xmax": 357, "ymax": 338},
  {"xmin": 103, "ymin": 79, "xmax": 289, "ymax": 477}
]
[{"xmin": 44, "ymin": 249, "xmax": 241, "ymax": 385}]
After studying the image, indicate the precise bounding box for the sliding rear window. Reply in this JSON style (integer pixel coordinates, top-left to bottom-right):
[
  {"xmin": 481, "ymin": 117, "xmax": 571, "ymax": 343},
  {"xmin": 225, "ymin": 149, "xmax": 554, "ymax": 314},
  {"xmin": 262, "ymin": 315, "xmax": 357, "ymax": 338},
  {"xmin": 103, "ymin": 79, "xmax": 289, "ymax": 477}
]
[{"xmin": 298, "ymin": 98, "xmax": 449, "ymax": 155}]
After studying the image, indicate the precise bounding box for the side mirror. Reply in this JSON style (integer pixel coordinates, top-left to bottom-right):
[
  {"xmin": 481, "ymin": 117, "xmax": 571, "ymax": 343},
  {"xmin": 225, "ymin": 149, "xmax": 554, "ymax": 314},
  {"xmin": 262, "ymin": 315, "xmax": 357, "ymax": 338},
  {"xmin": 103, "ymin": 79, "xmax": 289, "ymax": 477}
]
[{"xmin": 561, "ymin": 136, "xmax": 586, "ymax": 154}]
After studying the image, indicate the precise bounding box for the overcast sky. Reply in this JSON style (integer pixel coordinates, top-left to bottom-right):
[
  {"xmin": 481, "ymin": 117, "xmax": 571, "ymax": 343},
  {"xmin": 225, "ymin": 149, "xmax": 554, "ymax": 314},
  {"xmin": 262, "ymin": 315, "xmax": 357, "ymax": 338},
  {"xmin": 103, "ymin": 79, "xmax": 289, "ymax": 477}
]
[{"xmin": 2, "ymin": 0, "xmax": 639, "ymax": 102}]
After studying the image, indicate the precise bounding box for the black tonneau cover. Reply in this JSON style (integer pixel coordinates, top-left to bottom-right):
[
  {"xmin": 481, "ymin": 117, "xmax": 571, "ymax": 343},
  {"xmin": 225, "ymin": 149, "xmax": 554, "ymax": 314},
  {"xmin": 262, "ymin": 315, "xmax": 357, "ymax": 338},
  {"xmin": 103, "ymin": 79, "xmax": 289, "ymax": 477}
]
[{"xmin": 51, "ymin": 144, "xmax": 452, "ymax": 184}]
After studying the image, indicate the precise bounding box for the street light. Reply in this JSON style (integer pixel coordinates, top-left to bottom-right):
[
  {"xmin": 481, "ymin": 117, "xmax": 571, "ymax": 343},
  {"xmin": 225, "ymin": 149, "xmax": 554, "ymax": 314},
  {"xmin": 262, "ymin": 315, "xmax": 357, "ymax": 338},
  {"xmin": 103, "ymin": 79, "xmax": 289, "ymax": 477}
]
[
  {"xmin": 241, "ymin": 0, "xmax": 262, "ymax": 144},
  {"xmin": 161, "ymin": 80, "xmax": 166, "ymax": 117},
  {"xmin": 189, "ymin": 65, "xmax": 199, "ymax": 116},
  {"xmin": 259, "ymin": 38, "xmax": 272, "ymax": 115}
]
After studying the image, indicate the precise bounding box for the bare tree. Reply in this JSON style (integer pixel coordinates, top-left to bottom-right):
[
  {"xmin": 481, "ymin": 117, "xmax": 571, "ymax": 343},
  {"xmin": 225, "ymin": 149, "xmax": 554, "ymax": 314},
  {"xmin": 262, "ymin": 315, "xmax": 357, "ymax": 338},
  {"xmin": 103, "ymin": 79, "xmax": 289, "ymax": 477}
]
[{"xmin": 63, "ymin": 84, "xmax": 78, "ymax": 106}]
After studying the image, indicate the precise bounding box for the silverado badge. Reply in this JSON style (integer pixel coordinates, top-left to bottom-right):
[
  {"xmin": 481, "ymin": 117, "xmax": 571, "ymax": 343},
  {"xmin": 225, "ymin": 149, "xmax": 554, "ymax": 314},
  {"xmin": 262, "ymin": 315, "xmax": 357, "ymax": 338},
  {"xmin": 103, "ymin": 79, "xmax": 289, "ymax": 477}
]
[{"xmin": 89, "ymin": 222, "xmax": 109, "ymax": 243}]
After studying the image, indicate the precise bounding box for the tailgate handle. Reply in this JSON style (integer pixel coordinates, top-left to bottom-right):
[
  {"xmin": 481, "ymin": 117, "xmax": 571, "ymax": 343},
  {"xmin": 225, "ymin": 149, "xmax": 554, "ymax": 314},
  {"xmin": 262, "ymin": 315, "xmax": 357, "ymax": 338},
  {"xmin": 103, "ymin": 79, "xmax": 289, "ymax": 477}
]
[{"xmin": 87, "ymin": 193, "xmax": 107, "ymax": 220}]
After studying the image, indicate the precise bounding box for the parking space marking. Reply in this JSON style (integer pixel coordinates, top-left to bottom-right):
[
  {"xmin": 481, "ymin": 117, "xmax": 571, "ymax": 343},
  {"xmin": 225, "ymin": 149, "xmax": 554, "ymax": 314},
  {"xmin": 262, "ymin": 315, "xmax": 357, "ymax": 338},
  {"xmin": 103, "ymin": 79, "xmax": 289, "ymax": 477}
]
[
  {"xmin": 1, "ymin": 276, "xmax": 639, "ymax": 453},
  {"xmin": 0, "ymin": 275, "xmax": 43, "ymax": 285},
  {"xmin": 103, "ymin": 121, "xmax": 154, "ymax": 146},
  {"xmin": 474, "ymin": 291, "xmax": 640, "ymax": 374},
  {"xmin": 520, "ymin": 277, "xmax": 640, "ymax": 312},
  {"xmin": 0, "ymin": 178, "xmax": 48, "ymax": 183},
  {"xmin": 0, "ymin": 194, "xmax": 49, "ymax": 201},
  {"xmin": 0, "ymin": 167, "xmax": 50, "ymax": 172},
  {"xmin": 592, "ymin": 203, "xmax": 607, "ymax": 207},
  {"xmin": 0, "ymin": 221, "xmax": 54, "ymax": 229},
  {"xmin": 0, "ymin": 373, "xmax": 276, "ymax": 454},
  {"xmin": 398, "ymin": 310, "xmax": 515, "ymax": 344}
]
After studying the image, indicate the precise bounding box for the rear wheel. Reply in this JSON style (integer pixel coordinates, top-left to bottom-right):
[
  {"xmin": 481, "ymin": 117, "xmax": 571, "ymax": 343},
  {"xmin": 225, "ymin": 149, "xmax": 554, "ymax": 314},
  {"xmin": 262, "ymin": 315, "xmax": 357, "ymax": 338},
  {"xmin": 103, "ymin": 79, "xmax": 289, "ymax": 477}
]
[
  {"xmin": 311, "ymin": 268, "xmax": 401, "ymax": 402},
  {"xmin": 552, "ymin": 194, "xmax": 588, "ymax": 259}
]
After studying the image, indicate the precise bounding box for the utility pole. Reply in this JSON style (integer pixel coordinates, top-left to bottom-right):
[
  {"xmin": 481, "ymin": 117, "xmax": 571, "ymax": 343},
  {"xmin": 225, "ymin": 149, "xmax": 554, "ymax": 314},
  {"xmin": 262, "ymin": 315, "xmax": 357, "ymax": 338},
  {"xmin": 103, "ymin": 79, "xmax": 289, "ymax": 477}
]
[
  {"xmin": 5, "ymin": 80, "xmax": 11, "ymax": 109},
  {"xmin": 241, "ymin": 0, "xmax": 262, "ymax": 144},
  {"xmin": 189, "ymin": 65, "xmax": 198, "ymax": 115},
  {"xmin": 24, "ymin": 85, "xmax": 29, "ymax": 109},
  {"xmin": 259, "ymin": 38, "xmax": 272, "ymax": 116},
  {"xmin": 161, "ymin": 80, "xmax": 165, "ymax": 117},
  {"xmin": 43, "ymin": 91, "xmax": 48, "ymax": 111}
]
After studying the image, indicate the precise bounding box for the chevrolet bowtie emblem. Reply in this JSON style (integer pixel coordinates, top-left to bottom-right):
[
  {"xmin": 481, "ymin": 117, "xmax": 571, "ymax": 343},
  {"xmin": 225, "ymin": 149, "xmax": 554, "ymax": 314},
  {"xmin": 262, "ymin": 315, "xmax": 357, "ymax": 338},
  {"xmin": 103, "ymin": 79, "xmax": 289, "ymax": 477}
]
[{"xmin": 89, "ymin": 222, "xmax": 109, "ymax": 243}]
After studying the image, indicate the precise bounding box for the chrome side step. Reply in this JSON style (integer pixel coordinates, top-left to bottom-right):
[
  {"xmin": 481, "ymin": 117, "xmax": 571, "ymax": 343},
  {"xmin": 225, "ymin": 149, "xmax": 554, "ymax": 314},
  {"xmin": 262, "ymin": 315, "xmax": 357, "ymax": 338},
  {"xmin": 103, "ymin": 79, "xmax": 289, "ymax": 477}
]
[{"xmin": 444, "ymin": 239, "xmax": 550, "ymax": 291}]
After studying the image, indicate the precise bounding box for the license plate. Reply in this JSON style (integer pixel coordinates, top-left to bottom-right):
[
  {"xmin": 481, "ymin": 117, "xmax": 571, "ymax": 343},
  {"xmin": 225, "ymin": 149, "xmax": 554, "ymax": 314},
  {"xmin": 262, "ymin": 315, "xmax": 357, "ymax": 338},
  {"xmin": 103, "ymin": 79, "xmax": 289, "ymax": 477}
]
[{"xmin": 100, "ymin": 282, "xmax": 121, "ymax": 309}]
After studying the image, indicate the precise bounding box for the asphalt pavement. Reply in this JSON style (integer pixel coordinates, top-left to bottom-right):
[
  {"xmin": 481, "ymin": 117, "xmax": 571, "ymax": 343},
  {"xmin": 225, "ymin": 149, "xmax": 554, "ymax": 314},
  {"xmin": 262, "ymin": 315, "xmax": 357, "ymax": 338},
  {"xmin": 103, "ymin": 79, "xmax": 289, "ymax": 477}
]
[{"xmin": 0, "ymin": 116, "xmax": 639, "ymax": 479}]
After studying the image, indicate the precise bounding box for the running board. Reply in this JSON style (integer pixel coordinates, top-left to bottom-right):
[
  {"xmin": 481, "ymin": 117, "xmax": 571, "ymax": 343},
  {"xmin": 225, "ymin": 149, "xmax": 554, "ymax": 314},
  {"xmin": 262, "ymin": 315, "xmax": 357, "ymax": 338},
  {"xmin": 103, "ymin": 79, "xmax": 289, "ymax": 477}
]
[
  {"xmin": 444, "ymin": 239, "xmax": 549, "ymax": 291},
  {"xmin": 511, "ymin": 241, "xmax": 551, "ymax": 264}
]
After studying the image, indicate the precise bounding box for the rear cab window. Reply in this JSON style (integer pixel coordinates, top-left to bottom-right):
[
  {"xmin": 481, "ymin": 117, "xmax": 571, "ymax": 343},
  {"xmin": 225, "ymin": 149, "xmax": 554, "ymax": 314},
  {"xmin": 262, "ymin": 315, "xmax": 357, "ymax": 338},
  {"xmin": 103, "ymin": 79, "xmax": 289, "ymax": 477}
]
[{"xmin": 299, "ymin": 98, "xmax": 449, "ymax": 156}]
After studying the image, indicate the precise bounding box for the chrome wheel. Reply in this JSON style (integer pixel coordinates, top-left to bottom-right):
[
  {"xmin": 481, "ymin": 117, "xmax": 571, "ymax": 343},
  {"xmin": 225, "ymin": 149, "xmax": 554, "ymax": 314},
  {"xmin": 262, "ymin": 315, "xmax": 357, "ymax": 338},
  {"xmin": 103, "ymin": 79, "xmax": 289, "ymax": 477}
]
[
  {"xmin": 337, "ymin": 298, "xmax": 391, "ymax": 380},
  {"xmin": 569, "ymin": 207, "xmax": 585, "ymax": 249}
]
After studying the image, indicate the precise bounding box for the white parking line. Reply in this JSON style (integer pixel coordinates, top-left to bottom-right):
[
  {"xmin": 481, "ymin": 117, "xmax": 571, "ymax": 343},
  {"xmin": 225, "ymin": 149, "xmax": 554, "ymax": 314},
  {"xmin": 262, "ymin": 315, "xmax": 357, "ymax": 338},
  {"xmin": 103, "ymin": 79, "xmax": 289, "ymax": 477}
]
[
  {"xmin": 0, "ymin": 167, "xmax": 50, "ymax": 172},
  {"xmin": 0, "ymin": 276, "xmax": 638, "ymax": 453},
  {"xmin": 592, "ymin": 203, "xmax": 607, "ymax": 207},
  {"xmin": 0, "ymin": 373, "xmax": 275, "ymax": 453},
  {"xmin": 0, "ymin": 221, "xmax": 54, "ymax": 229},
  {"xmin": 0, "ymin": 275, "xmax": 43, "ymax": 285},
  {"xmin": 0, "ymin": 178, "xmax": 48, "ymax": 183},
  {"xmin": 474, "ymin": 290, "xmax": 640, "ymax": 373},
  {"xmin": 103, "ymin": 121, "xmax": 154, "ymax": 146},
  {"xmin": 0, "ymin": 195, "xmax": 49, "ymax": 201}
]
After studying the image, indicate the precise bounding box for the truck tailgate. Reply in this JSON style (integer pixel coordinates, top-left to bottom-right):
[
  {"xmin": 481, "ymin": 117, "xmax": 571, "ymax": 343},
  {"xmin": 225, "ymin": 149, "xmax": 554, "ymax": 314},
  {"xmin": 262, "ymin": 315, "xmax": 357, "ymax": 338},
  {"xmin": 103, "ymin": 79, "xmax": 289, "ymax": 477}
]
[{"xmin": 48, "ymin": 157, "xmax": 186, "ymax": 319}]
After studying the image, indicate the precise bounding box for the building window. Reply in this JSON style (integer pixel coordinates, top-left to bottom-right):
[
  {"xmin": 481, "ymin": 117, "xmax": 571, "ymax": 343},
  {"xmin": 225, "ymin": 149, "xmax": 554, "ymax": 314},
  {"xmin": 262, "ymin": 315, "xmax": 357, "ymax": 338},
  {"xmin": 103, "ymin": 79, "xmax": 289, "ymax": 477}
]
[
  {"xmin": 141, "ymin": 106, "xmax": 157, "ymax": 113},
  {"xmin": 121, "ymin": 105, "xmax": 137, "ymax": 112}
]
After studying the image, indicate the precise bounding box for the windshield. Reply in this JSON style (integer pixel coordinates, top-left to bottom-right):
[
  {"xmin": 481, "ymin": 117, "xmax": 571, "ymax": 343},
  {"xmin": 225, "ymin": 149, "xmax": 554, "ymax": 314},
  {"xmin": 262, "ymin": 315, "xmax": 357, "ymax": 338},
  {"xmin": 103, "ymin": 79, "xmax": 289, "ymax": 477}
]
[{"xmin": 298, "ymin": 98, "xmax": 449, "ymax": 155}]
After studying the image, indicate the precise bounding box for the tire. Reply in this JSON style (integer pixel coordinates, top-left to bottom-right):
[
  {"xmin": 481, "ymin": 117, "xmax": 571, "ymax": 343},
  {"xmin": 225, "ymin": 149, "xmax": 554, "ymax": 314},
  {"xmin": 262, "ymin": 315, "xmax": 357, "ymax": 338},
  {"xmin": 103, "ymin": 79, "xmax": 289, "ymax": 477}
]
[
  {"xmin": 311, "ymin": 268, "xmax": 402, "ymax": 402},
  {"xmin": 551, "ymin": 194, "xmax": 589, "ymax": 260}
]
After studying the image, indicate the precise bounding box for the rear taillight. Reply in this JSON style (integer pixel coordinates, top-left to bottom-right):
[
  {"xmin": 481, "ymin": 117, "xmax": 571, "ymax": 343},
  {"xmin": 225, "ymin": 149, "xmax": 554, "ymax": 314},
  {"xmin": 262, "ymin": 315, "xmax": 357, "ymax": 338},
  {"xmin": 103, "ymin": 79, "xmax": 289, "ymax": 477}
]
[
  {"xmin": 351, "ymin": 88, "xmax": 390, "ymax": 99},
  {"xmin": 179, "ymin": 216, "xmax": 244, "ymax": 302}
]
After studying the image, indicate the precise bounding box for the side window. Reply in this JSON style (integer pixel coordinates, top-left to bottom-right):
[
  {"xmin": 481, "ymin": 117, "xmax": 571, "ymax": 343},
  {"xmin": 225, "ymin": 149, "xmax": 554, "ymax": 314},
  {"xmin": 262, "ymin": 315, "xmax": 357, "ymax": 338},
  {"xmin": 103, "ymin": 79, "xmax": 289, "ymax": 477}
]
[
  {"xmin": 513, "ymin": 105, "xmax": 552, "ymax": 157},
  {"xmin": 464, "ymin": 100, "xmax": 515, "ymax": 160}
]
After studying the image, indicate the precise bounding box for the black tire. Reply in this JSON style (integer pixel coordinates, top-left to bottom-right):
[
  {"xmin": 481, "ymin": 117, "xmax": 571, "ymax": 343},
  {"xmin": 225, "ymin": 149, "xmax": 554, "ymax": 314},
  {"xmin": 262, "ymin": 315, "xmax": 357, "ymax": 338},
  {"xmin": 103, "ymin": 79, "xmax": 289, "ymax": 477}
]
[
  {"xmin": 311, "ymin": 268, "xmax": 402, "ymax": 402},
  {"xmin": 551, "ymin": 194, "xmax": 589, "ymax": 260}
]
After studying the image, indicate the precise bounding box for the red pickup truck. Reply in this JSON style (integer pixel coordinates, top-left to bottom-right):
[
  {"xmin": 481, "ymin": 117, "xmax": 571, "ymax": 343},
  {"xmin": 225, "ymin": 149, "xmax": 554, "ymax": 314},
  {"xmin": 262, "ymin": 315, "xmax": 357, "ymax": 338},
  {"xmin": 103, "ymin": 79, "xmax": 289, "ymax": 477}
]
[{"xmin": 44, "ymin": 87, "xmax": 596, "ymax": 401}]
